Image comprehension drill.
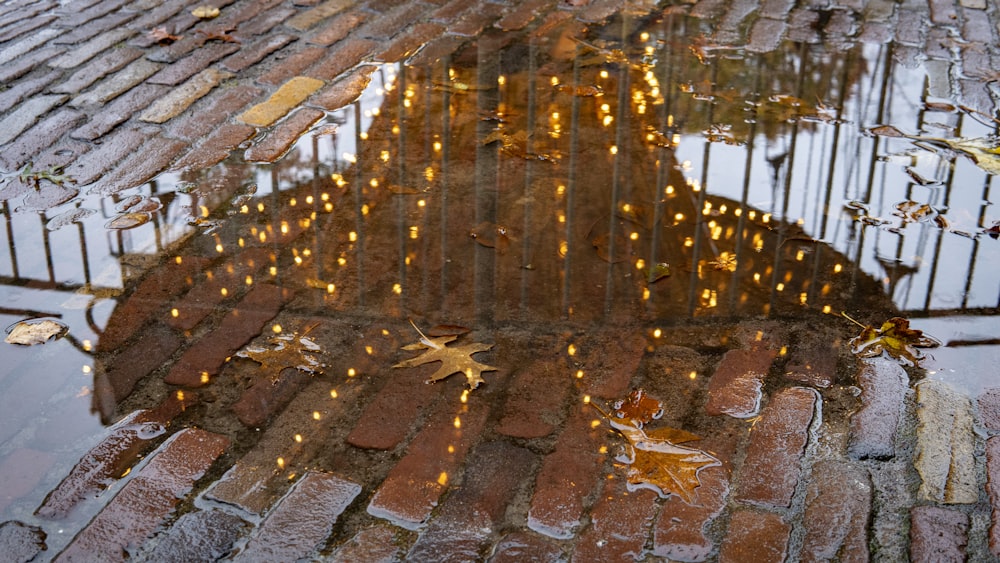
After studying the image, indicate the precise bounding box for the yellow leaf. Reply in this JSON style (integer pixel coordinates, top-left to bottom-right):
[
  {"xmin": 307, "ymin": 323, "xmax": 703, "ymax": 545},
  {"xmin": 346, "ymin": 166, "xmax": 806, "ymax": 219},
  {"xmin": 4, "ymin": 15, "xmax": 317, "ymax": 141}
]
[
  {"xmin": 394, "ymin": 321, "xmax": 497, "ymax": 389},
  {"xmin": 192, "ymin": 5, "xmax": 220, "ymax": 19}
]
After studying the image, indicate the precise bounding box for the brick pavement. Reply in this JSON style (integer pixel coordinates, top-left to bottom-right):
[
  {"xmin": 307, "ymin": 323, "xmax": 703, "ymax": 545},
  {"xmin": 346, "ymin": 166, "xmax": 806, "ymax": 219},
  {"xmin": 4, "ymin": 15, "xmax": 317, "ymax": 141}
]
[{"xmin": 1, "ymin": 0, "xmax": 1000, "ymax": 561}]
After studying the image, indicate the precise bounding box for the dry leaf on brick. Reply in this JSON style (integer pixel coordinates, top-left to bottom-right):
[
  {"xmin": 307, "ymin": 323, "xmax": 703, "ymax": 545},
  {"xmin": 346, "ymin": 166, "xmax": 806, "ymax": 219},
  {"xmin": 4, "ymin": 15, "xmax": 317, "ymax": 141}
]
[
  {"xmin": 394, "ymin": 321, "xmax": 497, "ymax": 389},
  {"xmin": 845, "ymin": 313, "xmax": 940, "ymax": 366}
]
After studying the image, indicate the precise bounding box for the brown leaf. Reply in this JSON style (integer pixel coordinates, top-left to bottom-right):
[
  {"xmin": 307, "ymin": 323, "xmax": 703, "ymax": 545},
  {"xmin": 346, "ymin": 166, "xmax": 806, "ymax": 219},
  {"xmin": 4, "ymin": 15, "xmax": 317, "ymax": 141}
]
[
  {"xmin": 846, "ymin": 314, "xmax": 940, "ymax": 366},
  {"xmin": 612, "ymin": 388, "xmax": 663, "ymax": 427},
  {"xmin": 148, "ymin": 27, "xmax": 181, "ymax": 44},
  {"xmin": 394, "ymin": 322, "xmax": 497, "ymax": 389},
  {"xmin": 235, "ymin": 328, "xmax": 325, "ymax": 378},
  {"xmin": 196, "ymin": 27, "xmax": 240, "ymax": 43}
]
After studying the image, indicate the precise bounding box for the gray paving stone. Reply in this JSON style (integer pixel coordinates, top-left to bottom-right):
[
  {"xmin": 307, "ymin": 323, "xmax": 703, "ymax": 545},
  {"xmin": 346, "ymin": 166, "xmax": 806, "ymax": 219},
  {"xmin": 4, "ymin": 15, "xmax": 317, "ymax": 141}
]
[
  {"xmin": 915, "ymin": 379, "xmax": 977, "ymax": 504},
  {"xmin": 0, "ymin": 94, "xmax": 67, "ymax": 146}
]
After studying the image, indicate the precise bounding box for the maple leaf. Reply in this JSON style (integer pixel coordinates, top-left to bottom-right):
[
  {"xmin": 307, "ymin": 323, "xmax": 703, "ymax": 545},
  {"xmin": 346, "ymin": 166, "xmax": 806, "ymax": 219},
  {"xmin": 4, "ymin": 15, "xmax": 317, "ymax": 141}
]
[
  {"xmin": 844, "ymin": 313, "xmax": 940, "ymax": 366},
  {"xmin": 234, "ymin": 326, "xmax": 325, "ymax": 380},
  {"xmin": 393, "ymin": 321, "xmax": 497, "ymax": 389}
]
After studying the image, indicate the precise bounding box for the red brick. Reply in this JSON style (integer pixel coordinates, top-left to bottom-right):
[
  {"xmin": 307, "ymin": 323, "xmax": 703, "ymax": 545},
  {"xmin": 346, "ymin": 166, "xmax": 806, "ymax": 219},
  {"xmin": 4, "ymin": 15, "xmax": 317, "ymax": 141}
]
[
  {"xmin": 233, "ymin": 472, "xmax": 361, "ymax": 562},
  {"xmin": 718, "ymin": 510, "xmax": 790, "ymax": 563},
  {"xmin": 705, "ymin": 347, "xmax": 776, "ymax": 418},
  {"xmin": 364, "ymin": 3, "xmax": 433, "ymax": 39},
  {"xmin": 142, "ymin": 509, "xmax": 247, "ymax": 561},
  {"xmin": 407, "ymin": 35, "xmax": 466, "ymax": 66},
  {"xmin": 572, "ymin": 481, "xmax": 658, "ymax": 562},
  {"xmin": 307, "ymin": 38, "xmax": 380, "ymax": 81},
  {"xmin": 285, "ymin": 0, "xmax": 354, "ymax": 31},
  {"xmin": 0, "ymin": 521, "xmax": 46, "ymax": 563},
  {"xmin": 232, "ymin": 367, "xmax": 313, "ymax": 427},
  {"xmin": 330, "ymin": 523, "xmax": 408, "ymax": 563},
  {"xmin": 220, "ymin": 33, "xmax": 295, "ymax": 73},
  {"xmin": 95, "ymin": 324, "xmax": 183, "ymax": 407},
  {"xmin": 652, "ymin": 465, "xmax": 730, "ymax": 561},
  {"xmin": 799, "ymin": 460, "xmax": 871, "ymax": 562},
  {"xmin": 48, "ymin": 28, "xmax": 135, "ymax": 69},
  {"xmin": 447, "ymin": 2, "xmax": 503, "ymax": 36},
  {"xmin": 0, "ymin": 93, "xmax": 67, "ymax": 146},
  {"xmin": 140, "ymin": 68, "xmax": 233, "ymax": 124},
  {"xmin": 147, "ymin": 42, "xmax": 240, "ymax": 86},
  {"xmin": 70, "ymin": 83, "xmax": 170, "ymax": 141},
  {"xmin": 527, "ymin": 407, "xmax": 605, "ymax": 539},
  {"xmin": 245, "ymin": 107, "xmax": 325, "ymax": 163},
  {"xmin": 164, "ymin": 247, "xmax": 273, "ymax": 331},
  {"xmin": 36, "ymin": 397, "xmax": 190, "ymax": 519},
  {"xmin": 849, "ymin": 358, "xmax": 907, "ymax": 460},
  {"xmin": 0, "ymin": 14, "xmax": 56, "ymax": 43},
  {"xmin": 489, "ymin": 531, "xmax": 563, "ymax": 562},
  {"xmin": 0, "ymin": 108, "xmax": 86, "ymax": 171},
  {"xmin": 54, "ymin": 428, "xmax": 229, "ymax": 562},
  {"xmin": 164, "ymin": 283, "xmax": 294, "ymax": 387},
  {"xmin": 257, "ymin": 46, "xmax": 327, "ymax": 86},
  {"xmin": 96, "ymin": 256, "xmax": 209, "ymax": 352},
  {"xmin": 167, "ymin": 84, "xmax": 265, "ymax": 141},
  {"xmin": 171, "ymin": 122, "xmax": 257, "ymax": 172},
  {"xmin": 407, "ymin": 442, "xmax": 536, "ymax": 561},
  {"xmin": 50, "ymin": 46, "xmax": 143, "ymax": 95},
  {"xmin": 910, "ymin": 505, "xmax": 968, "ymax": 562},
  {"xmin": 986, "ymin": 437, "xmax": 1000, "ymax": 555},
  {"xmin": 784, "ymin": 340, "xmax": 837, "ymax": 388},
  {"xmin": 0, "ymin": 449, "xmax": 56, "ymax": 514},
  {"xmin": 574, "ymin": 331, "xmax": 646, "ymax": 400},
  {"xmin": 735, "ymin": 387, "xmax": 817, "ymax": 508},
  {"xmin": 56, "ymin": 0, "xmax": 129, "ymax": 28},
  {"xmin": 307, "ymin": 10, "xmax": 367, "ymax": 45},
  {"xmin": 496, "ymin": 0, "xmax": 550, "ymax": 30},
  {"xmin": 430, "ymin": 0, "xmax": 471, "ymax": 23},
  {"xmin": 375, "ymin": 22, "xmax": 446, "ymax": 63},
  {"xmin": 367, "ymin": 401, "xmax": 491, "ymax": 529},
  {"xmin": 575, "ymin": 0, "xmax": 622, "ymax": 23},
  {"xmin": 309, "ymin": 65, "xmax": 376, "ymax": 111},
  {"xmin": 980, "ymin": 389, "xmax": 1000, "ymax": 432},
  {"xmin": 928, "ymin": 0, "xmax": 958, "ymax": 24},
  {"xmin": 496, "ymin": 357, "xmax": 571, "ymax": 439},
  {"xmin": 86, "ymin": 136, "xmax": 188, "ymax": 196}
]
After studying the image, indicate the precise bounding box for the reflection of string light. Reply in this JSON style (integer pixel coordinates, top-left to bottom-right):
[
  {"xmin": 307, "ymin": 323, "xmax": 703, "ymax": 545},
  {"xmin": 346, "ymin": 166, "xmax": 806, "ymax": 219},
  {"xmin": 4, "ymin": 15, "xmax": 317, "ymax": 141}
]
[
  {"xmin": 635, "ymin": 259, "xmax": 645, "ymax": 269},
  {"xmin": 609, "ymin": 145, "xmax": 618, "ymax": 155},
  {"xmin": 294, "ymin": 434, "xmax": 303, "ymax": 443},
  {"xmin": 171, "ymin": 308, "xmax": 179, "ymax": 317},
  {"xmin": 653, "ymin": 328, "xmax": 662, "ymax": 338},
  {"xmin": 313, "ymin": 411, "xmax": 321, "ymax": 420},
  {"xmin": 600, "ymin": 70, "xmax": 608, "ymax": 79},
  {"xmin": 349, "ymin": 231, "xmax": 357, "ymax": 242},
  {"xmin": 567, "ymin": 344, "xmax": 576, "ymax": 356},
  {"xmin": 576, "ymin": 370, "xmax": 584, "ymax": 379},
  {"xmin": 245, "ymin": 276, "xmax": 253, "ymax": 286},
  {"xmin": 460, "ymin": 390, "xmax": 469, "ymax": 403},
  {"xmin": 822, "ymin": 305, "xmax": 832, "ymax": 314},
  {"xmin": 348, "ymin": 368, "xmax": 356, "ymax": 377},
  {"xmin": 82, "ymin": 365, "xmax": 91, "ymax": 374},
  {"xmin": 269, "ymin": 266, "xmax": 277, "ymax": 276},
  {"xmin": 834, "ymin": 264, "xmax": 843, "ymax": 273},
  {"xmin": 590, "ymin": 419, "xmax": 601, "ymax": 428},
  {"xmin": 583, "ymin": 395, "xmax": 591, "ymax": 404},
  {"xmin": 453, "ymin": 417, "xmax": 461, "ymax": 429},
  {"xmin": 220, "ymin": 288, "xmax": 228, "ymax": 297},
  {"xmin": 689, "ymin": 371, "xmax": 697, "ymax": 380},
  {"xmin": 83, "ymin": 339, "xmax": 92, "ymax": 351},
  {"xmin": 200, "ymin": 372, "xmax": 209, "ymax": 384},
  {"xmin": 437, "ymin": 472, "xmax": 448, "ymax": 486},
  {"xmin": 277, "ymin": 457, "xmax": 285, "ymax": 469},
  {"xmin": 393, "ymin": 283, "xmax": 402, "ymax": 294},
  {"xmin": 272, "ymin": 324, "xmax": 282, "ymax": 334},
  {"xmin": 330, "ymin": 389, "xmax": 338, "ymax": 398}
]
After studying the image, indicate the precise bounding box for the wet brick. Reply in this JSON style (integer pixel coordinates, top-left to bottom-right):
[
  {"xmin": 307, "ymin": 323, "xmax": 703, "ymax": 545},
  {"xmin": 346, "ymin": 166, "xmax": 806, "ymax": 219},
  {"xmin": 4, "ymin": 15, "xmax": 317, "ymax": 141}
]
[
  {"xmin": 527, "ymin": 406, "xmax": 605, "ymax": 539},
  {"xmin": 146, "ymin": 43, "xmax": 239, "ymax": 87},
  {"xmin": 0, "ymin": 449, "xmax": 56, "ymax": 514},
  {"xmin": 407, "ymin": 35, "xmax": 466, "ymax": 66},
  {"xmin": 330, "ymin": 524, "xmax": 408, "ymax": 563},
  {"xmin": 48, "ymin": 28, "xmax": 135, "ymax": 69},
  {"xmin": 704, "ymin": 347, "xmax": 776, "ymax": 418},
  {"xmin": 376, "ymin": 22, "xmax": 446, "ymax": 62},
  {"xmin": 245, "ymin": 107, "xmax": 325, "ymax": 162},
  {"xmin": 309, "ymin": 65, "xmax": 376, "ymax": 111},
  {"xmin": 895, "ymin": 10, "xmax": 925, "ymax": 45},
  {"xmin": 71, "ymin": 84, "xmax": 169, "ymax": 141},
  {"xmin": 652, "ymin": 465, "xmax": 729, "ymax": 561},
  {"xmin": 65, "ymin": 126, "xmax": 148, "ymax": 184},
  {"xmin": 858, "ymin": 20, "xmax": 893, "ymax": 44},
  {"xmin": 0, "ymin": 70, "xmax": 60, "ymax": 115},
  {"xmin": 0, "ymin": 108, "xmax": 86, "ymax": 171},
  {"xmin": 0, "ymin": 12, "xmax": 55, "ymax": 43},
  {"xmin": 489, "ymin": 532, "xmax": 564, "ymax": 562},
  {"xmin": 286, "ymin": 0, "xmax": 355, "ymax": 31},
  {"xmin": 123, "ymin": 0, "xmax": 187, "ymax": 35},
  {"xmin": 962, "ymin": 7, "xmax": 995, "ymax": 43},
  {"xmin": 170, "ymin": 122, "xmax": 257, "ymax": 171},
  {"xmin": 96, "ymin": 323, "xmax": 183, "ymax": 404},
  {"xmin": 979, "ymin": 387, "xmax": 1000, "ymax": 431},
  {"xmin": 239, "ymin": 76, "xmax": 326, "ymax": 127},
  {"xmin": 164, "ymin": 283, "xmax": 294, "ymax": 387},
  {"xmin": 736, "ymin": 386, "xmax": 817, "ymax": 508},
  {"xmin": 307, "ymin": 38, "xmax": 380, "ymax": 81},
  {"xmin": 799, "ymin": 460, "xmax": 871, "ymax": 562},
  {"xmin": 496, "ymin": 356, "xmax": 571, "ymax": 439},
  {"xmin": 364, "ymin": 3, "xmax": 433, "ymax": 39},
  {"xmin": 53, "ymin": 10, "xmax": 134, "ymax": 45},
  {"xmin": 96, "ymin": 255, "xmax": 209, "ymax": 352},
  {"xmin": 36, "ymin": 396, "xmax": 189, "ymax": 519},
  {"xmin": 928, "ymin": 0, "xmax": 958, "ymax": 24},
  {"xmin": 718, "ymin": 509, "xmax": 790, "ymax": 563},
  {"xmin": 206, "ymin": 379, "xmax": 364, "ymax": 514},
  {"xmin": 367, "ymin": 402, "xmax": 491, "ymax": 529},
  {"xmin": 70, "ymin": 58, "xmax": 162, "ymax": 107},
  {"xmin": 848, "ymin": 358, "xmax": 907, "ymax": 460},
  {"xmin": 784, "ymin": 339, "xmax": 838, "ymax": 388},
  {"xmin": 910, "ymin": 505, "xmax": 968, "ymax": 562},
  {"xmin": 496, "ymin": 0, "xmax": 550, "ymax": 31},
  {"xmin": 50, "ymin": 46, "xmax": 143, "ymax": 95},
  {"xmin": 572, "ymin": 482, "xmax": 658, "ymax": 562},
  {"xmin": 163, "ymin": 247, "xmax": 272, "ymax": 331},
  {"xmin": 236, "ymin": 4, "xmax": 297, "ymax": 36},
  {"xmin": 232, "ymin": 367, "xmax": 313, "ymax": 427},
  {"xmin": 576, "ymin": 0, "xmax": 623, "ymax": 23},
  {"xmin": 257, "ymin": 46, "xmax": 327, "ymax": 86},
  {"xmin": 167, "ymin": 83, "xmax": 265, "ymax": 140},
  {"xmin": 0, "ymin": 27, "xmax": 59, "ymax": 66},
  {"xmin": 0, "ymin": 94, "xmax": 68, "ymax": 146},
  {"xmin": 986, "ymin": 437, "xmax": 1000, "ymax": 555},
  {"xmin": 307, "ymin": 10, "xmax": 367, "ymax": 45},
  {"xmin": 56, "ymin": 0, "xmax": 130, "ymax": 28},
  {"xmin": 232, "ymin": 472, "xmax": 361, "ymax": 562},
  {"xmin": 407, "ymin": 442, "xmax": 536, "ymax": 562},
  {"xmin": 747, "ymin": 18, "xmax": 786, "ymax": 53},
  {"xmin": 140, "ymin": 68, "xmax": 234, "ymax": 124},
  {"xmin": 574, "ymin": 331, "xmax": 646, "ymax": 400},
  {"xmin": 86, "ymin": 136, "xmax": 187, "ymax": 195},
  {"xmin": 142, "ymin": 509, "xmax": 247, "ymax": 563},
  {"xmin": 54, "ymin": 428, "xmax": 229, "ymax": 562},
  {"xmin": 448, "ymin": 2, "xmax": 504, "ymax": 36},
  {"xmin": 0, "ymin": 521, "xmax": 46, "ymax": 563},
  {"xmin": 221, "ymin": 33, "xmax": 295, "ymax": 73},
  {"xmin": 915, "ymin": 379, "xmax": 977, "ymax": 504},
  {"xmin": 430, "ymin": 0, "xmax": 471, "ymax": 23}
]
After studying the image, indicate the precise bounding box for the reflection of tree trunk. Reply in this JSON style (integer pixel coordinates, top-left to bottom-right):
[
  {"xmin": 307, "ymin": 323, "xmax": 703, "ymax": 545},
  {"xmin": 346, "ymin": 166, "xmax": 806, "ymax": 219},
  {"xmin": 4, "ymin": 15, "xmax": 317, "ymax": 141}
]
[{"xmin": 474, "ymin": 37, "xmax": 501, "ymax": 326}]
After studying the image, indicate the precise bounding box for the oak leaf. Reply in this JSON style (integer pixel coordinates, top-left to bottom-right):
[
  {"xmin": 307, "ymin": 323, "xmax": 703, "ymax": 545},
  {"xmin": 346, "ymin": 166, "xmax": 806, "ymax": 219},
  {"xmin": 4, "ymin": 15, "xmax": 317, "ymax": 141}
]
[
  {"xmin": 394, "ymin": 321, "xmax": 497, "ymax": 389},
  {"xmin": 235, "ymin": 328, "xmax": 325, "ymax": 379},
  {"xmin": 612, "ymin": 388, "xmax": 663, "ymax": 427},
  {"xmin": 845, "ymin": 313, "xmax": 940, "ymax": 366}
]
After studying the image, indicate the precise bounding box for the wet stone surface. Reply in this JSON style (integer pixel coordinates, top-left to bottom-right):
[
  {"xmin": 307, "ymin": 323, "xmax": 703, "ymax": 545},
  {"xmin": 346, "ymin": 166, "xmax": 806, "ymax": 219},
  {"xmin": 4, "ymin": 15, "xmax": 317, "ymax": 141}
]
[{"xmin": 0, "ymin": 0, "xmax": 998, "ymax": 560}]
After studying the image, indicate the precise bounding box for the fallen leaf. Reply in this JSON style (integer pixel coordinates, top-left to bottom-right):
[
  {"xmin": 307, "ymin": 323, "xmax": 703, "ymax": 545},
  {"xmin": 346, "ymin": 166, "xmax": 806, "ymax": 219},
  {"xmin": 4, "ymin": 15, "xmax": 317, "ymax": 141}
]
[
  {"xmin": 555, "ymin": 84, "xmax": 604, "ymax": 97},
  {"xmin": 196, "ymin": 27, "xmax": 239, "ymax": 43},
  {"xmin": 844, "ymin": 313, "xmax": 940, "ymax": 366},
  {"xmin": 394, "ymin": 320, "xmax": 497, "ymax": 389},
  {"xmin": 708, "ymin": 252, "xmax": 737, "ymax": 272},
  {"xmin": 235, "ymin": 326, "xmax": 325, "ymax": 379},
  {"xmin": 645, "ymin": 262, "xmax": 671, "ymax": 283},
  {"xmin": 148, "ymin": 27, "xmax": 181, "ymax": 44},
  {"xmin": 894, "ymin": 200, "xmax": 941, "ymax": 224},
  {"xmin": 482, "ymin": 130, "xmax": 554, "ymax": 162},
  {"xmin": 191, "ymin": 5, "xmax": 220, "ymax": 18},
  {"xmin": 612, "ymin": 388, "xmax": 663, "ymax": 427},
  {"xmin": 5, "ymin": 319, "xmax": 68, "ymax": 345},
  {"xmin": 867, "ymin": 126, "xmax": 1000, "ymax": 175},
  {"xmin": 106, "ymin": 212, "xmax": 152, "ymax": 230}
]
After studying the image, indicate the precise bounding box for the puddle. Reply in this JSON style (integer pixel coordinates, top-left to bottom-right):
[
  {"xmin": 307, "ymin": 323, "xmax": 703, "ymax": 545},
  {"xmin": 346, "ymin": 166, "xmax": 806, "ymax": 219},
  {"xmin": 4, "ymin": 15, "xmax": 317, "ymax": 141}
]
[{"xmin": 1, "ymin": 6, "xmax": 998, "ymax": 556}]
